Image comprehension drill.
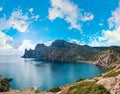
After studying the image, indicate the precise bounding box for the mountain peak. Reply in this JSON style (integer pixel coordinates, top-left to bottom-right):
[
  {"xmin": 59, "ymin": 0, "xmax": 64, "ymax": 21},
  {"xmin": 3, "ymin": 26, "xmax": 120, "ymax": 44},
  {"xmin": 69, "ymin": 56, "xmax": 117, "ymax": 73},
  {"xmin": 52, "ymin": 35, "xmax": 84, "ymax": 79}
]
[{"xmin": 51, "ymin": 39, "xmax": 69, "ymax": 47}]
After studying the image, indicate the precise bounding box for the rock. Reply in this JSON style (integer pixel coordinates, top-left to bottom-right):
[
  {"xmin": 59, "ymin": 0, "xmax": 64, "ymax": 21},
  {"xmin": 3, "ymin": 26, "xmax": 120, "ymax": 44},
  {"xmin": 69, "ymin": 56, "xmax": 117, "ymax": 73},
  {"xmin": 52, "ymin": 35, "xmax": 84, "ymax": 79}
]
[
  {"xmin": 94, "ymin": 49, "xmax": 120, "ymax": 68},
  {"xmin": 97, "ymin": 74, "xmax": 120, "ymax": 94},
  {"xmin": 22, "ymin": 39, "xmax": 120, "ymax": 67}
]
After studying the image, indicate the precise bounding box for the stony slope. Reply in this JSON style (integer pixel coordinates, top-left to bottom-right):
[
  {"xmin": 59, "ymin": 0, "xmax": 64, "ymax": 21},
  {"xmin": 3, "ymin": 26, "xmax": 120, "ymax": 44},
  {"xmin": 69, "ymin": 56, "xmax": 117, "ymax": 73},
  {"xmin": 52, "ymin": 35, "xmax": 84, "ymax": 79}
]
[{"xmin": 93, "ymin": 49, "xmax": 120, "ymax": 68}]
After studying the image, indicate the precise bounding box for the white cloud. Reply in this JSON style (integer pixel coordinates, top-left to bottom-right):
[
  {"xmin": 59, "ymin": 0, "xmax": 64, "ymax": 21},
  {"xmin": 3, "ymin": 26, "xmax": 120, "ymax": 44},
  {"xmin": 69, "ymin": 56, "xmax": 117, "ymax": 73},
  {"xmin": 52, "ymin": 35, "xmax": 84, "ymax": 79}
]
[
  {"xmin": 0, "ymin": 7, "xmax": 3, "ymax": 11},
  {"xmin": 108, "ymin": 7, "xmax": 120, "ymax": 29},
  {"xmin": 100, "ymin": 5, "xmax": 120, "ymax": 46},
  {"xmin": 99, "ymin": 27, "xmax": 120, "ymax": 46},
  {"xmin": 29, "ymin": 8, "xmax": 40, "ymax": 21},
  {"xmin": 0, "ymin": 31, "xmax": 13, "ymax": 49},
  {"xmin": 68, "ymin": 38, "xmax": 86, "ymax": 45},
  {"xmin": 45, "ymin": 40, "xmax": 54, "ymax": 46},
  {"xmin": 82, "ymin": 12, "xmax": 94, "ymax": 22},
  {"xmin": 99, "ymin": 23, "xmax": 103, "ymax": 26},
  {"xmin": 0, "ymin": 8, "xmax": 40, "ymax": 54},
  {"xmin": 29, "ymin": 8, "xmax": 34, "ymax": 14},
  {"xmin": 89, "ymin": 4, "xmax": 120, "ymax": 46},
  {"xmin": 0, "ymin": 31, "xmax": 34, "ymax": 55},
  {"xmin": 88, "ymin": 36, "xmax": 108, "ymax": 47},
  {"xmin": 48, "ymin": 0, "xmax": 94, "ymax": 31},
  {"xmin": 31, "ymin": 15, "xmax": 40, "ymax": 21},
  {"xmin": 8, "ymin": 9, "xmax": 30, "ymax": 32},
  {"xmin": 0, "ymin": 8, "xmax": 40, "ymax": 32},
  {"xmin": 17, "ymin": 39, "xmax": 35, "ymax": 53}
]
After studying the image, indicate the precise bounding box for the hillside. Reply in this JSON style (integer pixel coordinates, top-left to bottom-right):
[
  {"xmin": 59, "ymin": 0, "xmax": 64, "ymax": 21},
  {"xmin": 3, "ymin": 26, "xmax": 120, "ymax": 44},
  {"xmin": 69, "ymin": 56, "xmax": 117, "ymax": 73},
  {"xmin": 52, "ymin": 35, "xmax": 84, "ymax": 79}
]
[
  {"xmin": 93, "ymin": 49, "xmax": 120, "ymax": 68},
  {"xmin": 22, "ymin": 39, "xmax": 120, "ymax": 67},
  {"xmin": 60, "ymin": 64, "xmax": 120, "ymax": 94}
]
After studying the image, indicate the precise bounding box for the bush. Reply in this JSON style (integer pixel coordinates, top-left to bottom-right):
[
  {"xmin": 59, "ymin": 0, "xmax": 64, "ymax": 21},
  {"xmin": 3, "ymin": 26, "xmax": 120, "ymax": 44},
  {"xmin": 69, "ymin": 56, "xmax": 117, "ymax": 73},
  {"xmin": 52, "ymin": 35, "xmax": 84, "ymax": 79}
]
[
  {"xmin": 0, "ymin": 78, "xmax": 12, "ymax": 92},
  {"xmin": 48, "ymin": 87, "xmax": 61, "ymax": 93},
  {"xmin": 103, "ymin": 70, "xmax": 120, "ymax": 78},
  {"xmin": 76, "ymin": 78, "xmax": 85, "ymax": 82},
  {"xmin": 68, "ymin": 81, "xmax": 110, "ymax": 94},
  {"xmin": 34, "ymin": 90, "xmax": 41, "ymax": 93}
]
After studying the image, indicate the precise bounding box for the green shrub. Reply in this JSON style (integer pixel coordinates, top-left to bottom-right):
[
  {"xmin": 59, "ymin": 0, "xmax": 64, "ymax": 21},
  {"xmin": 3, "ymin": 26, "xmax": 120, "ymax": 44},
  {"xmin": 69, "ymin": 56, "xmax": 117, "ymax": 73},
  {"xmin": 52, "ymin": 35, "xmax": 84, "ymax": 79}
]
[
  {"xmin": 68, "ymin": 81, "xmax": 110, "ymax": 94},
  {"xmin": 103, "ymin": 70, "xmax": 120, "ymax": 78},
  {"xmin": 48, "ymin": 87, "xmax": 61, "ymax": 93},
  {"xmin": 34, "ymin": 90, "xmax": 41, "ymax": 93},
  {"xmin": 76, "ymin": 78, "xmax": 85, "ymax": 82},
  {"xmin": 0, "ymin": 78, "xmax": 12, "ymax": 92},
  {"xmin": 107, "ymin": 66, "xmax": 116, "ymax": 72}
]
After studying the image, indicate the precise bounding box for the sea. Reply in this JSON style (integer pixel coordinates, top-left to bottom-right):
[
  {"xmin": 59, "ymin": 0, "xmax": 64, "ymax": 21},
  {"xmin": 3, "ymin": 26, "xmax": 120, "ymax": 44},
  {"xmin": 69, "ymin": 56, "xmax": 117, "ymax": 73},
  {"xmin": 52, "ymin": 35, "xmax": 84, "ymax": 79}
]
[{"xmin": 0, "ymin": 55, "xmax": 106, "ymax": 91}]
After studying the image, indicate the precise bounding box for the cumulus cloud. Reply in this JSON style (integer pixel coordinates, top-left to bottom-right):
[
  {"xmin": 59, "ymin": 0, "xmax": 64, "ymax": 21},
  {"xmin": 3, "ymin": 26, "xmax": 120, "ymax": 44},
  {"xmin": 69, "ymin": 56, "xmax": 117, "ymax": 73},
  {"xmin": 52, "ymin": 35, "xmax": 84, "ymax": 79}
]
[
  {"xmin": 99, "ymin": 27, "xmax": 120, "ymax": 46},
  {"xmin": 18, "ymin": 39, "xmax": 35, "ymax": 52},
  {"xmin": 0, "ymin": 31, "xmax": 34, "ymax": 54},
  {"xmin": 0, "ymin": 7, "xmax": 39, "ymax": 54},
  {"xmin": 0, "ymin": 8, "xmax": 39, "ymax": 32},
  {"xmin": 48, "ymin": 0, "xmax": 94, "ymax": 31},
  {"xmin": 8, "ymin": 9, "xmax": 30, "ymax": 32},
  {"xmin": 82, "ymin": 12, "xmax": 94, "ymax": 22},
  {"xmin": 108, "ymin": 7, "xmax": 120, "ymax": 29},
  {"xmin": 89, "ymin": 3, "xmax": 120, "ymax": 46},
  {"xmin": 99, "ymin": 5, "xmax": 120, "ymax": 46},
  {"xmin": 0, "ymin": 31, "xmax": 13, "ymax": 49}
]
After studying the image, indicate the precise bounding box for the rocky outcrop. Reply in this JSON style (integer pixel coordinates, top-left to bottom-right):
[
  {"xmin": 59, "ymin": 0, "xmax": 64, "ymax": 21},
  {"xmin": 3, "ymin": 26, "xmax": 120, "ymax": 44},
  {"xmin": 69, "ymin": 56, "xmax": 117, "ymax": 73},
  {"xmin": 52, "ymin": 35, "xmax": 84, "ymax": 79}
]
[
  {"xmin": 22, "ymin": 39, "xmax": 102, "ymax": 62},
  {"xmin": 22, "ymin": 39, "xmax": 120, "ymax": 67},
  {"xmin": 96, "ymin": 65, "xmax": 120, "ymax": 94},
  {"xmin": 93, "ymin": 49, "xmax": 120, "ymax": 68},
  {"xmin": 97, "ymin": 75, "xmax": 120, "ymax": 94}
]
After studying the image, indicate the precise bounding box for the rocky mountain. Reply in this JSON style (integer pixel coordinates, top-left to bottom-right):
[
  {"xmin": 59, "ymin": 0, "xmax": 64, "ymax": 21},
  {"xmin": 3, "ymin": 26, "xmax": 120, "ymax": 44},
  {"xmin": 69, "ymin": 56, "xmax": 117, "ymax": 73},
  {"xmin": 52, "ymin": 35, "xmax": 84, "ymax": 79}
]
[{"xmin": 22, "ymin": 39, "xmax": 120, "ymax": 67}]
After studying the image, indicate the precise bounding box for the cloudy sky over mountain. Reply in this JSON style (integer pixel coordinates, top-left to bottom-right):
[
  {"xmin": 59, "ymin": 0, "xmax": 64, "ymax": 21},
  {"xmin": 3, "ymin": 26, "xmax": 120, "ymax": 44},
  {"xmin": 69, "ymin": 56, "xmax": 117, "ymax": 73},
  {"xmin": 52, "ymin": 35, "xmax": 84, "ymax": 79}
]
[{"xmin": 0, "ymin": 0, "xmax": 119, "ymax": 54}]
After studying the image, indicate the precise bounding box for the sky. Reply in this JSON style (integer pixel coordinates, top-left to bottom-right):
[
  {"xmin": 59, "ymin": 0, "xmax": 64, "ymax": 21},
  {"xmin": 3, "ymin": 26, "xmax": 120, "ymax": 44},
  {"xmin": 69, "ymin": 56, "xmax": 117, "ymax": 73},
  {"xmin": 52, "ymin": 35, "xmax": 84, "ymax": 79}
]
[{"xmin": 0, "ymin": 0, "xmax": 120, "ymax": 55}]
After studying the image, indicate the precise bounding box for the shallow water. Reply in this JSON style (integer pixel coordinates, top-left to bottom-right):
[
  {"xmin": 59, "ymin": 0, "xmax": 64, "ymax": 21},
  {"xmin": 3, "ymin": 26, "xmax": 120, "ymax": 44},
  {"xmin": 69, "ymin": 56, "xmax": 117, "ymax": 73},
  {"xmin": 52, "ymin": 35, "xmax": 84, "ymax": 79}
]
[{"xmin": 0, "ymin": 55, "xmax": 106, "ymax": 91}]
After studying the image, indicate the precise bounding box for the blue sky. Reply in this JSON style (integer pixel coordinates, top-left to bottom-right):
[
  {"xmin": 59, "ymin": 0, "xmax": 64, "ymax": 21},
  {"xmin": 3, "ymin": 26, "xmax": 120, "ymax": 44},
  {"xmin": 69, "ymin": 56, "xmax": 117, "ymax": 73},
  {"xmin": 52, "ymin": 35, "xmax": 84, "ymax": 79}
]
[{"xmin": 0, "ymin": 0, "xmax": 120, "ymax": 55}]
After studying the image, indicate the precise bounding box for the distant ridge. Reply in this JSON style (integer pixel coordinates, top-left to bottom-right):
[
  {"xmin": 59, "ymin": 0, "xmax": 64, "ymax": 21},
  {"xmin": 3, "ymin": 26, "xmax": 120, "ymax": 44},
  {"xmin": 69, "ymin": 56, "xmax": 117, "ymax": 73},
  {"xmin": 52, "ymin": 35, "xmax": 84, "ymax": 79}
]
[{"xmin": 22, "ymin": 39, "xmax": 120, "ymax": 68}]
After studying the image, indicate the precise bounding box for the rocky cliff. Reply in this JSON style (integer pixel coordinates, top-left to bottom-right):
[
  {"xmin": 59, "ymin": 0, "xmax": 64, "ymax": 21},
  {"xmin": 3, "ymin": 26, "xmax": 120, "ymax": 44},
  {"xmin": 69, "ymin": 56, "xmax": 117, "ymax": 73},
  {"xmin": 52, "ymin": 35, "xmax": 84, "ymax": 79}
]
[
  {"xmin": 22, "ymin": 39, "xmax": 120, "ymax": 67},
  {"xmin": 93, "ymin": 49, "xmax": 120, "ymax": 68}
]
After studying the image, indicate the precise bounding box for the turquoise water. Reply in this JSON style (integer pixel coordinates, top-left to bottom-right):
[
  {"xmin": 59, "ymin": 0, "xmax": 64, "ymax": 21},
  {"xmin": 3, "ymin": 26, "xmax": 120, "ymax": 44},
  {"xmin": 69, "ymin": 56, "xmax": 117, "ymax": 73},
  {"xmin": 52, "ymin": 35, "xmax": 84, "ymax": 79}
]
[{"xmin": 0, "ymin": 55, "xmax": 106, "ymax": 91}]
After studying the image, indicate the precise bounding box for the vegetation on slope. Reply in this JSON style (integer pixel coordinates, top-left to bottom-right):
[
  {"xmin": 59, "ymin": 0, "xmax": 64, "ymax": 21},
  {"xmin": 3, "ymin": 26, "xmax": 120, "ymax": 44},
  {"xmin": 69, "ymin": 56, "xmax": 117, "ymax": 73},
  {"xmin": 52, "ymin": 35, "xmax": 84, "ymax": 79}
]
[
  {"xmin": 47, "ymin": 87, "xmax": 61, "ymax": 93},
  {"xmin": 103, "ymin": 70, "xmax": 120, "ymax": 78},
  {"xmin": 68, "ymin": 81, "xmax": 110, "ymax": 94},
  {"xmin": 0, "ymin": 78, "xmax": 12, "ymax": 92}
]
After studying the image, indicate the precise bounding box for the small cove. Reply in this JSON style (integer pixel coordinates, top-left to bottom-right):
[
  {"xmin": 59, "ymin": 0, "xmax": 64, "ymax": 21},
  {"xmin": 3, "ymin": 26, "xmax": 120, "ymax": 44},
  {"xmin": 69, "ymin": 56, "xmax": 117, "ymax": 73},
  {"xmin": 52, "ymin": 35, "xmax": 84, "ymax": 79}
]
[{"xmin": 0, "ymin": 55, "xmax": 106, "ymax": 91}]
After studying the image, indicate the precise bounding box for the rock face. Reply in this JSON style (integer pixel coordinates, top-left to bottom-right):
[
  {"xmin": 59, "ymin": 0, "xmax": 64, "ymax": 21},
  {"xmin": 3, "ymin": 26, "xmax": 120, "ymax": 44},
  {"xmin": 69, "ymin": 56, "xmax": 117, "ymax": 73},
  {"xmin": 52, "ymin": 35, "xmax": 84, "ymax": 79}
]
[
  {"xmin": 93, "ymin": 49, "xmax": 120, "ymax": 68},
  {"xmin": 22, "ymin": 39, "xmax": 120, "ymax": 67},
  {"xmin": 97, "ymin": 74, "xmax": 120, "ymax": 94}
]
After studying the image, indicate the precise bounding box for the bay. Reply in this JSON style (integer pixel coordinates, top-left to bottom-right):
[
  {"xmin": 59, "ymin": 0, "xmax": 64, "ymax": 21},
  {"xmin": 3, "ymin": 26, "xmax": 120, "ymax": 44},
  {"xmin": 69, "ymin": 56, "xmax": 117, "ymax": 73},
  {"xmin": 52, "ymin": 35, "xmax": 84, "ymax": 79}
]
[{"xmin": 0, "ymin": 55, "xmax": 106, "ymax": 91}]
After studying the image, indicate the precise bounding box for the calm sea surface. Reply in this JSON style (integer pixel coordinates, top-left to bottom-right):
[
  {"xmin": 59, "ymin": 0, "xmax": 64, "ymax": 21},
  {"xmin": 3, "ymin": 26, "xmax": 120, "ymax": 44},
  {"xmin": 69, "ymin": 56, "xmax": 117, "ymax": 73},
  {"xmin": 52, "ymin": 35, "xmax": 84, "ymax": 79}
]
[{"xmin": 0, "ymin": 55, "xmax": 106, "ymax": 91}]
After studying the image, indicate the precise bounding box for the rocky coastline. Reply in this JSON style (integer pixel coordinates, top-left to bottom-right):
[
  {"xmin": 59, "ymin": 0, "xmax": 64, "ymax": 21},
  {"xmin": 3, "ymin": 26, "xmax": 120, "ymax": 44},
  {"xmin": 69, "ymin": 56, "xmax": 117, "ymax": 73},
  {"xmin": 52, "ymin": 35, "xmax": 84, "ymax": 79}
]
[
  {"xmin": 22, "ymin": 39, "xmax": 120, "ymax": 68},
  {"xmin": 1, "ymin": 39, "xmax": 120, "ymax": 94}
]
